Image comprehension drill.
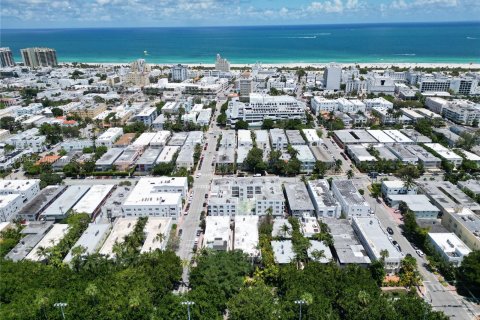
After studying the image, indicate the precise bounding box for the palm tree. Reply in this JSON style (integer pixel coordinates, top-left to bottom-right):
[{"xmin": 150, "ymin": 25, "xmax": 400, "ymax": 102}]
[
  {"xmin": 380, "ymin": 249, "xmax": 389, "ymax": 262},
  {"xmin": 280, "ymin": 223, "xmax": 290, "ymax": 238},
  {"xmin": 347, "ymin": 169, "xmax": 354, "ymax": 179},
  {"xmin": 335, "ymin": 159, "xmax": 342, "ymax": 172},
  {"xmin": 310, "ymin": 249, "xmax": 325, "ymax": 262},
  {"xmin": 402, "ymin": 175, "xmax": 415, "ymax": 191},
  {"xmin": 155, "ymin": 232, "xmax": 166, "ymax": 243}
]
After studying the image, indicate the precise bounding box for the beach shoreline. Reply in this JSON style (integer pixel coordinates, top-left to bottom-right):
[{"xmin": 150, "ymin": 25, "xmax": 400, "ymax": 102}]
[{"xmin": 62, "ymin": 62, "xmax": 480, "ymax": 69}]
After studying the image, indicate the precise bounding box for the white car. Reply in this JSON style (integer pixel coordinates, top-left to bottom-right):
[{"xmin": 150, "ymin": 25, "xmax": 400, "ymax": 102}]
[{"xmin": 416, "ymin": 249, "xmax": 425, "ymax": 257}]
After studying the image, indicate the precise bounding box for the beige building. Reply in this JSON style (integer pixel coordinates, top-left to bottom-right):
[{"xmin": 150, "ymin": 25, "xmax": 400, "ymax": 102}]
[
  {"xmin": 69, "ymin": 103, "xmax": 107, "ymax": 119},
  {"xmin": 441, "ymin": 208, "xmax": 480, "ymax": 251},
  {"xmin": 124, "ymin": 59, "xmax": 151, "ymax": 87}
]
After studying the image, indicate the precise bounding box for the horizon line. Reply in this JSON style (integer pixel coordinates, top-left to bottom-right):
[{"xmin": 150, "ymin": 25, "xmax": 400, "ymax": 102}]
[{"xmin": 2, "ymin": 20, "xmax": 480, "ymax": 30}]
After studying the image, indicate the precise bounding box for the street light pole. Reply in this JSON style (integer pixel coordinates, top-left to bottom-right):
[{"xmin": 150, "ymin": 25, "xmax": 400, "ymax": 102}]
[
  {"xmin": 53, "ymin": 302, "xmax": 68, "ymax": 320},
  {"xmin": 294, "ymin": 300, "xmax": 306, "ymax": 320},
  {"xmin": 181, "ymin": 301, "xmax": 195, "ymax": 320}
]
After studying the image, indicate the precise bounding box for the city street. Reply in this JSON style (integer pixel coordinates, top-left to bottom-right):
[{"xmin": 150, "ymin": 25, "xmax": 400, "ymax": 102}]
[
  {"xmin": 352, "ymin": 176, "xmax": 478, "ymax": 319},
  {"xmin": 176, "ymin": 98, "xmax": 226, "ymax": 289}
]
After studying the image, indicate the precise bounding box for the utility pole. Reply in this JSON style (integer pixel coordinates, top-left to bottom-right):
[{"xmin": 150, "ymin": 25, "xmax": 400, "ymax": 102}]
[
  {"xmin": 53, "ymin": 302, "xmax": 68, "ymax": 320},
  {"xmin": 294, "ymin": 299, "xmax": 306, "ymax": 320},
  {"xmin": 181, "ymin": 301, "xmax": 195, "ymax": 320}
]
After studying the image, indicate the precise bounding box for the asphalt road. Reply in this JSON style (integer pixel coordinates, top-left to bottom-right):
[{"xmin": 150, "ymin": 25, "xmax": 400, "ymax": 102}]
[{"xmin": 176, "ymin": 98, "xmax": 226, "ymax": 289}]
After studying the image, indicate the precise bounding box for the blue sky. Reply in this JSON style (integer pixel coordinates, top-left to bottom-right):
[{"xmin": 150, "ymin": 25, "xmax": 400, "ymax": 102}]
[{"xmin": 1, "ymin": 0, "xmax": 479, "ymax": 28}]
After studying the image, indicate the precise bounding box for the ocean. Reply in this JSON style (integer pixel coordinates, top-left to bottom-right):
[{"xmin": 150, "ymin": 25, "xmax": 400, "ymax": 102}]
[{"xmin": 1, "ymin": 22, "xmax": 480, "ymax": 64}]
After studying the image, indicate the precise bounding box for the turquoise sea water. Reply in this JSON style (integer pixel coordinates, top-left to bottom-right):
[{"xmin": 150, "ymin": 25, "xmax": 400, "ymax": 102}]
[{"xmin": 1, "ymin": 22, "xmax": 480, "ymax": 64}]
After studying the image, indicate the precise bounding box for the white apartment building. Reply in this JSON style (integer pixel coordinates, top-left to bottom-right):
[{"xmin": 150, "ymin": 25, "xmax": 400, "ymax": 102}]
[
  {"xmin": 428, "ymin": 233, "xmax": 471, "ymax": 266},
  {"xmin": 171, "ymin": 64, "xmax": 189, "ymax": 81},
  {"xmin": 96, "ymin": 127, "xmax": 123, "ymax": 147},
  {"xmin": 311, "ymin": 97, "xmax": 337, "ymax": 115},
  {"xmin": 323, "ymin": 63, "xmax": 341, "ymax": 90},
  {"xmin": 364, "ymin": 97, "xmax": 394, "ymax": 110},
  {"xmin": 208, "ymin": 177, "xmax": 285, "ymax": 217},
  {"xmin": 6, "ymin": 128, "xmax": 46, "ymax": 152},
  {"xmin": 234, "ymin": 215, "xmax": 260, "ymax": 258},
  {"xmin": 425, "ymin": 97, "xmax": 448, "ymax": 114},
  {"xmin": 307, "ymin": 180, "xmax": 341, "ymax": 218},
  {"xmin": 0, "ymin": 194, "xmax": 23, "ymax": 222},
  {"xmin": 227, "ymin": 93, "xmax": 306, "ymax": 126},
  {"xmin": 336, "ymin": 98, "xmax": 366, "ymax": 113},
  {"xmin": 352, "ymin": 216, "xmax": 403, "ymax": 272},
  {"xmin": 442, "ymin": 100, "xmax": 480, "ymax": 126},
  {"xmin": 270, "ymin": 129, "xmax": 288, "ymax": 150},
  {"xmin": 134, "ymin": 107, "xmax": 158, "ymax": 126},
  {"xmin": 381, "ymin": 180, "xmax": 417, "ymax": 197},
  {"xmin": 366, "ymin": 75, "xmax": 395, "ymax": 95},
  {"xmin": 0, "ymin": 47, "xmax": 15, "ymax": 67},
  {"xmin": 331, "ymin": 180, "xmax": 370, "ymax": 218},
  {"xmin": 215, "ymin": 54, "xmax": 231, "ymax": 72},
  {"xmin": 121, "ymin": 177, "xmax": 187, "ymax": 221},
  {"xmin": 424, "ymin": 143, "xmax": 463, "ymax": 167},
  {"xmin": 239, "ymin": 72, "xmax": 253, "ymax": 97},
  {"xmin": 237, "ymin": 130, "xmax": 253, "ymax": 147},
  {"xmin": 0, "ymin": 179, "xmax": 40, "ymax": 207},
  {"xmin": 204, "ymin": 216, "xmax": 232, "ymax": 251},
  {"xmin": 292, "ymin": 145, "xmax": 315, "ymax": 173}
]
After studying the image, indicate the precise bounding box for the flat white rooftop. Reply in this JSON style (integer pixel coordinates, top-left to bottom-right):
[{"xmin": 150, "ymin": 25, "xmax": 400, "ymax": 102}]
[
  {"xmin": 204, "ymin": 216, "xmax": 232, "ymax": 250},
  {"xmin": 64, "ymin": 223, "xmax": 111, "ymax": 263},
  {"xmin": 383, "ymin": 130, "xmax": 413, "ymax": 143},
  {"xmin": 234, "ymin": 215, "xmax": 259, "ymax": 257},
  {"xmin": 424, "ymin": 143, "xmax": 462, "ymax": 161},
  {"xmin": 367, "ymin": 130, "xmax": 395, "ymax": 143},
  {"xmin": 99, "ymin": 217, "xmax": 138, "ymax": 256},
  {"xmin": 140, "ymin": 217, "xmax": 172, "ymax": 253},
  {"xmin": 25, "ymin": 224, "xmax": 69, "ymax": 261},
  {"xmin": 0, "ymin": 179, "xmax": 40, "ymax": 192},
  {"xmin": 72, "ymin": 184, "xmax": 114, "ymax": 216},
  {"xmin": 429, "ymin": 233, "xmax": 471, "ymax": 257}
]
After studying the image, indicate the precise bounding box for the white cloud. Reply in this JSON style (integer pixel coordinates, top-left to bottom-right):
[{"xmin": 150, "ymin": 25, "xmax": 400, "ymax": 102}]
[
  {"xmin": 390, "ymin": 0, "xmax": 459, "ymax": 9},
  {"xmin": 307, "ymin": 0, "xmax": 361, "ymax": 13}
]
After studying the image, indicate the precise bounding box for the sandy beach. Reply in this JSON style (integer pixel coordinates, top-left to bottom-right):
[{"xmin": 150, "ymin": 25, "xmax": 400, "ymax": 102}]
[{"xmin": 64, "ymin": 62, "xmax": 480, "ymax": 69}]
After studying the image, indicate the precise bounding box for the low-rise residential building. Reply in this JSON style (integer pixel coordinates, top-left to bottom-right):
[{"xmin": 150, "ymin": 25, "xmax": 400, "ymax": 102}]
[
  {"xmin": 386, "ymin": 144, "xmax": 418, "ymax": 164},
  {"xmin": 208, "ymin": 177, "xmax": 285, "ymax": 217},
  {"xmin": 97, "ymin": 127, "xmax": 123, "ymax": 147},
  {"xmin": 204, "ymin": 216, "xmax": 232, "ymax": 251},
  {"xmin": 0, "ymin": 194, "xmax": 23, "ymax": 222},
  {"xmin": 381, "ymin": 180, "xmax": 417, "ymax": 197},
  {"xmin": 140, "ymin": 217, "xmax": 172, "ymax": 253},
  {"xmin": 25, "ymin": 224, "xmax": 70, "ymax": 262},
  {"xmin": 322, "ymin": 218, "xmax": 371, "ymax": 267},
  {"xmin": 136, "ymin": 148, "xmax": 161, "ymax": 172},
  {"xmin": 404, "ymin": 145, "xmax": 441, "ymax": 168},
  {"xmin": 150, "ymin": 131, "xmax": 171, "ymax": 148},
  {"xmin": 5, "ymin": 221, "xmax": 54, "ymax": 262},
  {"xmin": 270, "ymin": 129, "xmax": 288, "ymax": 150},
  {"xmin": 416, "ymin": 180, "xmax": 480, "ymax": 214},
  {"xmin": 302, "ymin": 129, "xmax": 322, "ymax": 146},
  {"xmin": 331, "ymin": 180, "xmax": 370, "ymax": 218},
  {"xmin": 286, "ymin": 130, "xmax": 305, "ymax": 145},
  {"xmin": 428, "ymin": 233, "xmax": 472, "ymax": 266},
  {"xmin": 254, "ymin": 130, "xmax": 270, "ymax": 149},
  {"xmin": 16, "ymin": 186, "xmax": 66, "ymax": 221},
  {"xmin": 307, "ymin": 180, "xmax": 341, "ymax": 218},
  {"xmin": 423, "ymin": 143, "xmax": 463, "ymax": 168},
  {"xmin": 234, "ymin": 215, "xmax": 260, "ymax": 258},
  {"xmin": 176, "ymin": 144, "xmax": 195, "ymax": 169},
  {"xmin": 64, "ymin": 223, "xmax": 111, "ymax": 263},
  {"xmin": 441, "ymin": 208, "xmax": 480, "ymax": 251},
  {"xmin": 99, "ymin": 217, "xmax": 138, "ymax": 257},
  {"xmin": 0, "ymin": 179, "xmax": 41, "ymax": 207},
  {"xmin": 292, "ymin": 145, "xmax": 315, "ymax": 173},
  {"xmin": 284, "ymin": 183, "xmax": 316, "ymax": 217},
  {"xmin": 71, "ymin": 184, "xmax": 115, "ymax": 218},
  {"xmin": 95, "ymin": 148, "xmax": 124, "ymax": 171},
  {"xmin": 121, "ymin": 177, "xmax": 187, "ymax": 221},
  {"xmin": 134, "ymin": 107, "xmax": 158, "ymax": 125},
  {"xmin": 457, "ymin": 180, "xmax": 480, "ymax": 197},
  {"xmin": 386, "ymin": 194, "xmax": 440, "ymax": 219},
  {"xmin": 311, "ymin": 97, "xmax": 337, "ymax": 115},
  {"xmin": 271, "ymin": 240, "xmax": 296, "ymax": 264},
  {"xmin": 40, "ymin": 185, "xmax": 91, "ymax": 221},
  {"xmin": 352, "ymin": 216, "xmax": 403, "ymax": 272},
  {"xmin": 156, "ymin": 146, "xmax": 180, "ymax": 164},
  {"xmin": 346, "ymin": 145, "xmax": 377, "ymax": 165}
]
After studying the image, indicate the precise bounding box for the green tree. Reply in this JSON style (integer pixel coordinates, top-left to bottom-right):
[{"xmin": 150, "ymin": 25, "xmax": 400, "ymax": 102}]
[
  {"xmin": 261, "ymin": 119, "xmax": 275, "ymax": 130},
  {"xmin": 227, "ymin": 283, "xmax": 278, "ymax": 320},
  {"xmin": 244, "ymin": 147, "xmax": 267, "ymax": 173},
  {"xmin": 235, "ymin": 120, "xmax": 249, "ymax": 130},
  {"xmin": 456, "ymin": 251, "xmax": 480, "ymax": 297}
]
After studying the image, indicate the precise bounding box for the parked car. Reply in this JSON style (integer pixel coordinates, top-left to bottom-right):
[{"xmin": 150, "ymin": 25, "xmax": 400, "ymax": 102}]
[
  {"xmin": 416, "ymin": 249, "xmax": 425, "ymax": 257},
  {"xmin": 196, "ymin": 230, "xmax": 202, "ymax": 237},
  {"xmin": 392, "ymin": 240, "xmax": 398, "ymax": 246},
  {"xmin": 387, "ymin": 227, "xmax": 394, "ymax": 235}
]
